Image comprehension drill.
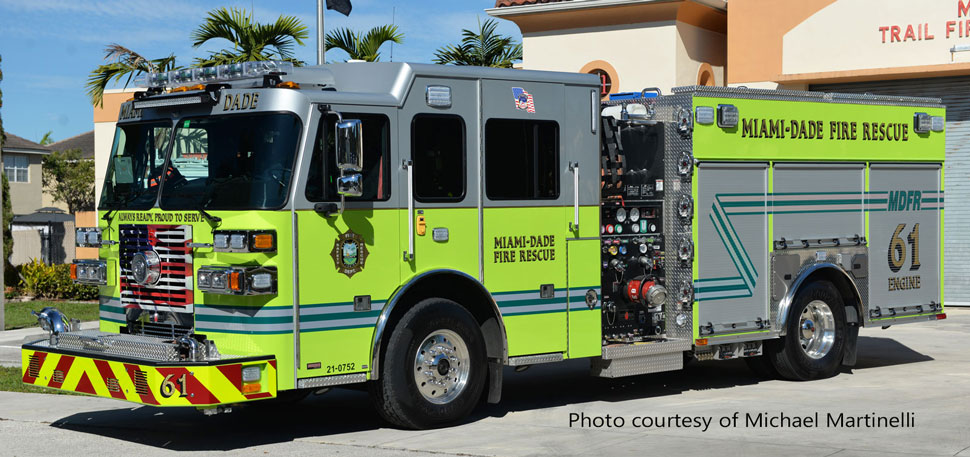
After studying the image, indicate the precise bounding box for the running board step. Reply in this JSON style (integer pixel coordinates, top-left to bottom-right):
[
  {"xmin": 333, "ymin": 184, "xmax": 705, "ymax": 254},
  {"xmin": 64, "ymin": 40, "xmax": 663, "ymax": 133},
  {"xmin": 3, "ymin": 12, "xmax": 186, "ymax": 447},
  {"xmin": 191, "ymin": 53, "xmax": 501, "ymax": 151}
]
[
  {"xmin": 591, "ymin": 352, "xmax": 683, "ymax": 378},
  {"xmin": 592, "ymin": 339, "xmax": 690, "ymax": 378},
  {"xmin": 601, "ymin": 339, "xmax": 691, "ymax": 360},
  {"xmin": 507, "ymin": 352, "xmax": 564, "ymax": 366}
]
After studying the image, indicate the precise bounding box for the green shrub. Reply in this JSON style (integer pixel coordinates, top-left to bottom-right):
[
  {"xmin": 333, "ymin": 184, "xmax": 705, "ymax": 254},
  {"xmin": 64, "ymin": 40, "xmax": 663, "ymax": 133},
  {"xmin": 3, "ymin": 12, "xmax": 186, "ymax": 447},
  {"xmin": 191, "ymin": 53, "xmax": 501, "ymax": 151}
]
[{"xmin": 18, "ymin": 259, "xmax": 97, "ymax": 300}]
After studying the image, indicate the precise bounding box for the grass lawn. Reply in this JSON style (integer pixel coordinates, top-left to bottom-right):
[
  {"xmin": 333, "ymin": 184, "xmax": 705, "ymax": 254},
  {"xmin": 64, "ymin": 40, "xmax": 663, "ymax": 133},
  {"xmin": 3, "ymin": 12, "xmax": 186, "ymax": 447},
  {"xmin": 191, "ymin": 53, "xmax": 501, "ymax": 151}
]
[
  {"xmin": 3, "ymin": 300, "xmax": 98, "ymax": 331},
  {"xmin": 0, "ymin": 366, "xmax": 78, "ymax": 395}
]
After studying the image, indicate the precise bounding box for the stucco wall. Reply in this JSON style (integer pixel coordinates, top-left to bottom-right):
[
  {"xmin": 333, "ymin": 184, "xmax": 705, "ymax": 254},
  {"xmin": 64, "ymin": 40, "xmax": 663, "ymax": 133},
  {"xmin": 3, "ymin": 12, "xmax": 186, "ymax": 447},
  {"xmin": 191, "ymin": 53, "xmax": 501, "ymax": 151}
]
[
  {"xmin": 676, "ymin": 21, "xmax": 726, "ymax": 87},
  {"xmin": 522, "ymin": 21, "xmax": 681, "ymax": 94}
]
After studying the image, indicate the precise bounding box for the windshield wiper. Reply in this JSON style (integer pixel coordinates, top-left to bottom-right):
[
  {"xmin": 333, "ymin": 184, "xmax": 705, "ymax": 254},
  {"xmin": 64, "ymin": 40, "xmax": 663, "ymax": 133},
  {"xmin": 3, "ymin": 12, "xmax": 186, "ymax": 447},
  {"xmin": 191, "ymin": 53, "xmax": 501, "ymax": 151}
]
[
  {"xmin": 102, "ymin": 192, "xmax": 139, "ymax": 223},
  {"xmin": 197, "ymin": 207, "xmax": 221, "ymax": 226},
  {"xmin": 197, "ymin": 192, "xmax": 222, "ymax": 226}
]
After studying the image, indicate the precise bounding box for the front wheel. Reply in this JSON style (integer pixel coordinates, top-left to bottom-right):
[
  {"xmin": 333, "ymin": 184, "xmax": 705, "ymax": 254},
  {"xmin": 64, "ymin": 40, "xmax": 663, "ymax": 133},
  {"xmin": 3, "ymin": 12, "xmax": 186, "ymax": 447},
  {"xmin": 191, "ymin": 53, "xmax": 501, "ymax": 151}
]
[
  {"xmin": 766, "ymin": 280, "xmax": 846, "ymax": 381},
  {"xmin": 370, "ymin": 298, "xmax": 486, "ymax": 429}
]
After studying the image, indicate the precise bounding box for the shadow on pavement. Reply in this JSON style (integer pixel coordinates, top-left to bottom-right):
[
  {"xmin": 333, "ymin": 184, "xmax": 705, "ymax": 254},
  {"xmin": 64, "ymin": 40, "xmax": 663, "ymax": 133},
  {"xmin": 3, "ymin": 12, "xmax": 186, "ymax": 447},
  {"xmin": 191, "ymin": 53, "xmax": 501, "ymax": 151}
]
[{"xmin": 49, "ymin": 335, "xmax": 932, "ymax": 451}]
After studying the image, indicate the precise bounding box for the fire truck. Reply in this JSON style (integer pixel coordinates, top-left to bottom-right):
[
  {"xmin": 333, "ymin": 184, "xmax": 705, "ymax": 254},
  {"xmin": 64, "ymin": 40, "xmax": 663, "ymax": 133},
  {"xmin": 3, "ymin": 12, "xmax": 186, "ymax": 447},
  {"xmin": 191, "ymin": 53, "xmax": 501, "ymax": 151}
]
[{"xmin": 22, "ymin": 61, "xmax": 946, "ymax": 429}]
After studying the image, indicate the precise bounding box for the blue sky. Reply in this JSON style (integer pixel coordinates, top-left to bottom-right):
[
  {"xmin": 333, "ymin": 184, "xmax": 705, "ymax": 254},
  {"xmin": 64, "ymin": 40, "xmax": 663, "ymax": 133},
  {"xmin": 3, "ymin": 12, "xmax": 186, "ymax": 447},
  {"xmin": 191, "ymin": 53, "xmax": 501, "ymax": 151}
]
[{"xmin": 0, "ymin": 0, "xmax": 520, "ymax": 143}]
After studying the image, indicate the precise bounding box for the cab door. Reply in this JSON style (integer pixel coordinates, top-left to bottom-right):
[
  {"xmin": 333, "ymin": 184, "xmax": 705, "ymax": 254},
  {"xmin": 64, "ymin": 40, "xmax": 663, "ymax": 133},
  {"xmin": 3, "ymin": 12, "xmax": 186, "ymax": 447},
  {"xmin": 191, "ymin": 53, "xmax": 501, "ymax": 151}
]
[
  {"xmin": 480, "ymin": 79, "xmax": 567, "ymax": 357},
  {"xmin": 296, "ymin": 105, "xmax": 400, "ymax": 381},
  {"xmin": 400, "ymin": 78, "xmax": 480, "ymax": 280}
]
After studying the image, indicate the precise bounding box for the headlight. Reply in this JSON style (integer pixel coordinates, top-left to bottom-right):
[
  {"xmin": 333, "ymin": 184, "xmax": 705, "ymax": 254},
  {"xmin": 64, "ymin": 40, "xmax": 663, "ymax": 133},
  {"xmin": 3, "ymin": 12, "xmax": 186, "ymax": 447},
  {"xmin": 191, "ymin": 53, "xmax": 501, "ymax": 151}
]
[
  {"xmin": 75, "ymin": 228, "xmax": 103, "ymax": 247},
  {"xmin": 71, "ymin": 260, "xmax": 107, "ymax": 285},
  {"xmin": 199, "ymin": 266, "xmax": 277, "ymax": 295},
  {"xmin": 211, "ymin": 230, "xmax": 277, "ymax": 253},
  {"xmin": 242, "ymin": 365, "xmax": 261, "ymax": 383}
]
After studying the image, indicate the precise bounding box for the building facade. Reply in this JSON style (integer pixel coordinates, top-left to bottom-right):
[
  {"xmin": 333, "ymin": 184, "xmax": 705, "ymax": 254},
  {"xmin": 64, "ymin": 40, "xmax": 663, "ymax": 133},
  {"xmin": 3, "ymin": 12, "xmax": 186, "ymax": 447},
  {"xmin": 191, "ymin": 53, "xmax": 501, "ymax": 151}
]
[
  {"xmin": 2, "ymin": 133, "xmax": 49, "ymax": 215},
  {"xmin": 487, "ymin": 0, "xmax": 968, "ymax": 305},
  {"xmin": 487, "ymin": 0, "xmax": 727, "ymax": 97},
  {"xmin": 726, "ymin": 0, "xmax": 970, "ymax": 305}
]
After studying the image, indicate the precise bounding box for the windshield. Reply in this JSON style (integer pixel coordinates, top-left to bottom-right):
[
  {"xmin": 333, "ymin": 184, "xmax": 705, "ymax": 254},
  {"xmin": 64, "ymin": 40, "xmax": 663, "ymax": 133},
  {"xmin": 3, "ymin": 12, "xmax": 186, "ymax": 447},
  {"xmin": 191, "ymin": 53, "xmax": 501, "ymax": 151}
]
[
  {"xmin": 159, "ymin": 113, "xmax": 302, "ymax": 210},
  {"xmin": 99, "ymin": 122, "xmax": 173, "ymax": 210}
]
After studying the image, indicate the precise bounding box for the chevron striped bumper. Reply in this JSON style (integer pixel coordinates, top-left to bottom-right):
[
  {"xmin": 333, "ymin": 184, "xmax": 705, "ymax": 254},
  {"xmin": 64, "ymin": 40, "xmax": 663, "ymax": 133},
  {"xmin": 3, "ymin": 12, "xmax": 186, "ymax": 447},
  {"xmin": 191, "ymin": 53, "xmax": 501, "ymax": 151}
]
[{"xmin": 21, "ymin": 345, "xmax": 277, "ymax": 407}]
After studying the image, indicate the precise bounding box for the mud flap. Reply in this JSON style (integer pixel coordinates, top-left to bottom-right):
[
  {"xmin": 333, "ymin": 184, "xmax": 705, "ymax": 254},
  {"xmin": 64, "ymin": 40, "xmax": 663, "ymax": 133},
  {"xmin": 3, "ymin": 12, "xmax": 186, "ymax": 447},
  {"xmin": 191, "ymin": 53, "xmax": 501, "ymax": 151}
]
[
  {"xmin": 842, "ymin": 324, "xmax": 859, "ymax": 367},
  {"xmin": 487, "ymin": 357, "xmax": 503, "ymax": 404}
]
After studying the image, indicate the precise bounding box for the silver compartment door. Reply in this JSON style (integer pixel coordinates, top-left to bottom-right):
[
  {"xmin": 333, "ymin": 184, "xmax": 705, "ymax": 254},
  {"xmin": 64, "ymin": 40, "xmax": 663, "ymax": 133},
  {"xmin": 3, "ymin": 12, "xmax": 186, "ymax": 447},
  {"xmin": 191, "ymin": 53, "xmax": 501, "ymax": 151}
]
[
  {"xmin": 868, "ymin": 163, "xmax": 942, "ymax": 319},
  {"xmin": 695, "ymin": 162, "xmax": 770, "ymax": 335}
]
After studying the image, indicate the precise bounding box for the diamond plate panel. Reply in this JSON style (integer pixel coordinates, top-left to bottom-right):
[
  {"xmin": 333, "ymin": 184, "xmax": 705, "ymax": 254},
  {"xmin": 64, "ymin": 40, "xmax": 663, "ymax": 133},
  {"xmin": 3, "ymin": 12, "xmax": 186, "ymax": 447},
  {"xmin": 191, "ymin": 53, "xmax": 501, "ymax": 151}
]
[{"xmin": 591, "ymin": 352, "xmax": 683, "ymax": 378}]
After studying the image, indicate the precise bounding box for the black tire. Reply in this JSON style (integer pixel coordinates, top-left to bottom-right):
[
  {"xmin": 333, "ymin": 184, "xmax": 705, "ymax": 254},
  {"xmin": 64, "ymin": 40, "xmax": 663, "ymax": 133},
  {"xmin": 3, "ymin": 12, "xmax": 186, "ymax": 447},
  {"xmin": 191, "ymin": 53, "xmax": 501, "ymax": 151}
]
[
  {"xmin": 766, "ymin": 280, "xmax": 847, "ymax": 381},
  {"xmin": 369, "ymin": 298, "xmax": 486, "ymax": 429}
]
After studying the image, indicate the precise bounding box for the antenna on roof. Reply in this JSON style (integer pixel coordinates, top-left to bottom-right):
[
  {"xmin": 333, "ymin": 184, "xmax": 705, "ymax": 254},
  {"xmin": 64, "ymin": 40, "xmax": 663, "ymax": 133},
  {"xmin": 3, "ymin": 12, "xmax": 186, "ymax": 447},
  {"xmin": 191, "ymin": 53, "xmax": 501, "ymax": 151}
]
[{"xmin": 390, "ymin": 6, "xmax": 396, "ymax": 62}]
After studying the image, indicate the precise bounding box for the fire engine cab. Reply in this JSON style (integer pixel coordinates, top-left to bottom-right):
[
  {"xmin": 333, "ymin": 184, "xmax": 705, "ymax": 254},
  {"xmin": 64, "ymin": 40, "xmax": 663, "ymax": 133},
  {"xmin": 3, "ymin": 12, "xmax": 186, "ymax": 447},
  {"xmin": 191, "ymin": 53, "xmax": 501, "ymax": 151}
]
[{"xmin": 23, "ymin": 61, "xmax": 946, "ymax": 429}]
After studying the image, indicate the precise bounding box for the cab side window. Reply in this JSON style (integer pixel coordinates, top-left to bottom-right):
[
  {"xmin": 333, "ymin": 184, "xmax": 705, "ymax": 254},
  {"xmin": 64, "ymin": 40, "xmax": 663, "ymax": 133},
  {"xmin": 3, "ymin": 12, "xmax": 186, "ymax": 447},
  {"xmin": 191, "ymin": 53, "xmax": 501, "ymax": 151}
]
[
  {"xmin": 412, "ymin": 114, "xmax": 465, "ymax": 202},
  {"xmin": 485, "ymin": 119, "xmax": 559, "ymax": 200},
  {"xmin": 306, "ymin": 112, "xmax": 391, "ymax": 201}
]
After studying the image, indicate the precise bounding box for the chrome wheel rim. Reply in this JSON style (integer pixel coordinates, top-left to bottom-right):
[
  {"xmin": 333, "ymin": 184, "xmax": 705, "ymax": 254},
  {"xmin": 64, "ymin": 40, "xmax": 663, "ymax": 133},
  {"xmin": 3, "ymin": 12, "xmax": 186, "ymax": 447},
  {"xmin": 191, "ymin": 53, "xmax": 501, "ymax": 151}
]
[
  {"xmin": 799, "ymin": 300, "xmax": 836, "ymax": 359},
  {"xmin": 413, "ymin": 329, "xmax": 470, "ymax": 404}
]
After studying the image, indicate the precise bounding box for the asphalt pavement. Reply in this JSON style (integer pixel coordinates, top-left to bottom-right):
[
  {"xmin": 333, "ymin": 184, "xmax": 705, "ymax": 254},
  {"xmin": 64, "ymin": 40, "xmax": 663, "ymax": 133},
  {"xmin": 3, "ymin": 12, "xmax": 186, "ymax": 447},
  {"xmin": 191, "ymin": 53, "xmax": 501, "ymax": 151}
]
[{"xmin": 0, "ymin": 310, "xmax": 968, "ymax": 456}]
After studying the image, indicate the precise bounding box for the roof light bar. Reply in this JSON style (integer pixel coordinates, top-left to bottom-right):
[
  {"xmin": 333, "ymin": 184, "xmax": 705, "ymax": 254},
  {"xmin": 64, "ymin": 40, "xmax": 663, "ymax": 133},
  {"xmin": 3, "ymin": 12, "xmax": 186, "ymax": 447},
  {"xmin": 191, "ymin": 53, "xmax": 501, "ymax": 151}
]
[{"xmin": 135, "ymin": 61, "xmax": 294, "ymax": 90}]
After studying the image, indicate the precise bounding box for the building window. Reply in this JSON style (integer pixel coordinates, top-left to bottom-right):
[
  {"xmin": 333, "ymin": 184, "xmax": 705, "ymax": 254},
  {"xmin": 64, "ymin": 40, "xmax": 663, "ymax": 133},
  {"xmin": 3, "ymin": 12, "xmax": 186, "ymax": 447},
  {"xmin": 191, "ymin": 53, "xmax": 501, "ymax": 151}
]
[
  {"xmin": 4, "ymin": 154, "xmax": 29, "ymax": 183},
  {"xmin": 412, "ymin": 114, "xmax": 466, "ymax": 202},
  {"xmin": 590, "ymin": 69, "xmax": 612, "ymax": 97},
  {"xmin": 580, "ymin": 60, "xmax": 620, "ymax": 99},
  {"xmin": 305, "ymin": 112, "xmax": 391, "ymax": 202},
  {"xmin": 485, "ymin": 119, "xmax": 559, "ymax": 200}
]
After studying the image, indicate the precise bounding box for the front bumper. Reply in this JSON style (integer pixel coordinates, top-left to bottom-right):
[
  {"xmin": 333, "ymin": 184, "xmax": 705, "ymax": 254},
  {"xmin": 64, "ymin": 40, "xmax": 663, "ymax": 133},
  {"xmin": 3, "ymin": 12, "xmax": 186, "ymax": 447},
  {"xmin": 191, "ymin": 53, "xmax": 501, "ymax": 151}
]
[{"xmin": 22, "ymin": 331, "xmax": 277, "ymax": 407}]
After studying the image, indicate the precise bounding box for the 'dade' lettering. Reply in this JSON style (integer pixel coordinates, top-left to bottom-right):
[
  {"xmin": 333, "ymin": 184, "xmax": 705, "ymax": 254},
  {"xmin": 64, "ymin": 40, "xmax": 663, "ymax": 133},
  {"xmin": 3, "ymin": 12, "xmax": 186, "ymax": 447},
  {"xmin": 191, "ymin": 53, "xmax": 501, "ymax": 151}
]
[{"xmin": 223, "ymin": 92, "xmax": 260, "ymax": 111}]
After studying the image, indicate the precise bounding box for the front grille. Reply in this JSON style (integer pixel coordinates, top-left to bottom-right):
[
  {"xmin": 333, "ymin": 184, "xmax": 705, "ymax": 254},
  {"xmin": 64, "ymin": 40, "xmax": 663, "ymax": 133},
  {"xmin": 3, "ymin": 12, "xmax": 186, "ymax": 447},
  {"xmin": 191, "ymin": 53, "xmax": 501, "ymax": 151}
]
[
  {"xmin": 132, "ymin": 369, "xmax": 150, "ymax": 395},
  {"xmin": 119, "ymin": 224, "xmax": 194, "ymax": 310},
  {"xmin": 128, "ymin": 321, "xmax": 193, "ymax": 339},
  {"xmin": 27, "ymin": 355, "xmax": 42, "ymax": 378}
]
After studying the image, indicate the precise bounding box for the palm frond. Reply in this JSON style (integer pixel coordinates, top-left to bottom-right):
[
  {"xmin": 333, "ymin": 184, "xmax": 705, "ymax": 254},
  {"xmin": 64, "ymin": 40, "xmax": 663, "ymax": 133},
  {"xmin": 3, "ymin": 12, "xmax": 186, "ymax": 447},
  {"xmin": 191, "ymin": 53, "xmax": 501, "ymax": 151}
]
[
  {"xmin": 434, "ymin": 18, "xmax": 521, "ymax": 68},
  {"xmin": 326, "ymin": 27, "xmax": 362, "ymax": 60}
]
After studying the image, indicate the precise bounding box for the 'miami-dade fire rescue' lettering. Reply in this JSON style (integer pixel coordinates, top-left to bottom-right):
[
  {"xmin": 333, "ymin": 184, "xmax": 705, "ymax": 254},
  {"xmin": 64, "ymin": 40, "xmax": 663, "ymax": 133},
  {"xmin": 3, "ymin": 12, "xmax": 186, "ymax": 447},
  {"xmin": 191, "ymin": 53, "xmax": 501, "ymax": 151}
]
[
  {"xmin": 740, "ymin": 118, "xmax": 910, "ymax": 142},
  {"xmin": 493, "ymin": 235, "xmax": 556, "ymax": 263}
]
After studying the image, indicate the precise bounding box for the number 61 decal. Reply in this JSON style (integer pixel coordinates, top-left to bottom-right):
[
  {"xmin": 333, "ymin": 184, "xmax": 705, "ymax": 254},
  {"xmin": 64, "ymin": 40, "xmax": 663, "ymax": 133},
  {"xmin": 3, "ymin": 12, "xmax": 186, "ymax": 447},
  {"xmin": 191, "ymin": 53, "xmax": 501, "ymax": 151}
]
[
  {"xmin": 160, "ymin": 373, "xmax": 188, "ymax": 398},
  {"xmin": 888, "ymin": 223, "xmax": 920, "ymax": 273}
]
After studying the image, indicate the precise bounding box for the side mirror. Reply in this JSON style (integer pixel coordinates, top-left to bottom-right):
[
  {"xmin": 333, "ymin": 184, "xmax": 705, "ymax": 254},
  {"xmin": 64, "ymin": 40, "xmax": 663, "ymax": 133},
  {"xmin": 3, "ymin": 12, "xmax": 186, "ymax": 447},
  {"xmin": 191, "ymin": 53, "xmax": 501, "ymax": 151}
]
[
  {"xmin": 335, "ymin": 119, "xmax": 363, "ymax": 171},
  {"xmin": 336, "ymin": 173, "xmax": 362, "ymax": 197}
]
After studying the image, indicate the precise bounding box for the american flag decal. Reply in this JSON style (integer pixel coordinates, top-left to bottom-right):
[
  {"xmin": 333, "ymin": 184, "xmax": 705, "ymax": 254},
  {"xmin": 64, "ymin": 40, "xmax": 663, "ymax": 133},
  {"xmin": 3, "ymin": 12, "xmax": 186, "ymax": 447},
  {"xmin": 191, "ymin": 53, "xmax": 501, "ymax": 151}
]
[{"xmin": 512, "ymin": 87, "xmax": 536, "ymax": 113}]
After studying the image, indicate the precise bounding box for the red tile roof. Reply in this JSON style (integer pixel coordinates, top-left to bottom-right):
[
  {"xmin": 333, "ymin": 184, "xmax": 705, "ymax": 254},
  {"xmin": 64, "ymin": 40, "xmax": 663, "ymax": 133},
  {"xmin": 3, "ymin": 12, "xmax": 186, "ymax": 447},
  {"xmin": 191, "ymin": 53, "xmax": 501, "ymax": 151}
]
[{"xmin": 494, "ymin": 0, "xmax": 567, "ymax": 8}]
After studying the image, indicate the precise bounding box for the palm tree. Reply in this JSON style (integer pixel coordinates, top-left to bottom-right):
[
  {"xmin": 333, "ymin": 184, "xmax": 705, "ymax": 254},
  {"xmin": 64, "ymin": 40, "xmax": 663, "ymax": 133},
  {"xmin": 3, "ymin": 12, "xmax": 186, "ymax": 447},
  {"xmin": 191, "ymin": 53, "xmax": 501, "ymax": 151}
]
[
  {"xmin": 85, "ymin": 44, "xmax": 179, "ymax": 107},
  {"xmin": 325, "ymin": 25, "xmax": 403, "ymax": 62},
  {"xmin": 434, "ymin": 19, "xmax": 522, "ymax": 68},
  {"xmin": 191, "ymin": 7, "xmax": 309, "ymax": 66}
]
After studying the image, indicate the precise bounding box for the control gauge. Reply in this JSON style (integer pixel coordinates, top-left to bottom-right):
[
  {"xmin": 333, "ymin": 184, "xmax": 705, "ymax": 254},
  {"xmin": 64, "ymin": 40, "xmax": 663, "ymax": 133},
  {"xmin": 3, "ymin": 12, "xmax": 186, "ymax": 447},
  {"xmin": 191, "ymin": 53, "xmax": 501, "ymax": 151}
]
[
  {"xmin": 639, "ymin": 243, "xmax": 649, "ymax": 254},
  {"xmin": 615, "ymin": 208, "xmax": 627, "ymax": 223},
  {"xmin": 629, "ymin": 208, "xmax": 640, "ymax": 222}
]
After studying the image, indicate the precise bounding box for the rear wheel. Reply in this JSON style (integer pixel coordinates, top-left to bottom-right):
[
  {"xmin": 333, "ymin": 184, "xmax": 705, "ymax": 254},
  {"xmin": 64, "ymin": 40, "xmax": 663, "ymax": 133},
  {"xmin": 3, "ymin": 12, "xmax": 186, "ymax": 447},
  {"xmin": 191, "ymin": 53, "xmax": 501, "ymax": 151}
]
[
  {"xmin": 370, "ymin": 298, "xmax": 486, "ymax": 429},
  {"xmin": 766, "ymin": 280, "xmax": 846, "ymax": 381}
]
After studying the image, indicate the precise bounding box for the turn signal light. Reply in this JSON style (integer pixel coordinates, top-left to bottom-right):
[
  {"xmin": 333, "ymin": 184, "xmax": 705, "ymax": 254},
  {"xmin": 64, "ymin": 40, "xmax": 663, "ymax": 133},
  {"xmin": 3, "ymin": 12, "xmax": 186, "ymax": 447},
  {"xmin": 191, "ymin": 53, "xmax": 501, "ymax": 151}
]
[
  {"xmin": 252, "ymin": 233, "xmax": 274, "ymax": 250},
  {"xmin": 695, "ymin": 338, "xmax": 708, "ymax": 346},
  {"xmin": 937, "ymin": 313, "xmax": 947, "ymax": 320},
  {"xmin": 228, "ymin": 271, "xmax": 242, "ymax": 292},
  {"xmin": 241, "ymin": 383, "xmax": 261, "ymax": 394},
  {"xmin": 70, "ymin": 263, "xmax": 78, "ymax": 281}
]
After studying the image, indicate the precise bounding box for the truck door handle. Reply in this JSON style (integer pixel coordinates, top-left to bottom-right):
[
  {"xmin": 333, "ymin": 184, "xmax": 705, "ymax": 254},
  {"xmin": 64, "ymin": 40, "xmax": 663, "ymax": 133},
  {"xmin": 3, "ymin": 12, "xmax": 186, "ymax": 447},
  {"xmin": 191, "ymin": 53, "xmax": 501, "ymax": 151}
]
[
  {"xmin": 569, "ymin": 162, "xmax": 579, "ymax": 232},
  {"xmin": 403, "ymin": 159, "xmax": 414, "ymax": 261}
]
